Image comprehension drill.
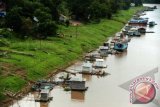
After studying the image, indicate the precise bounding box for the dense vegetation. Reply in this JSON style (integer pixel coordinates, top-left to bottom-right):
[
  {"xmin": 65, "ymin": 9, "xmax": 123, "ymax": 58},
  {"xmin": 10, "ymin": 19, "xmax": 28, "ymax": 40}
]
[
  {"xmin": 0, "ymin": 0, "xmax": 143, "ymax": 39},
  {"xmin": 143, "ymin": 0, "xmax": 160, "ymax": 3},
  {"xmin": 0, "ymin": 0, "xmax": 143, "ymax": 103}
]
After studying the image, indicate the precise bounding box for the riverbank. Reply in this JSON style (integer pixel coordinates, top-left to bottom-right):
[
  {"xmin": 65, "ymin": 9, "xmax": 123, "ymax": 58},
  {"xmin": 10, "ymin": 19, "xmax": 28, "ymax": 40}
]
[{"xmin": 0, "ymin": 7, "xmax": 143, "ymax": 103}]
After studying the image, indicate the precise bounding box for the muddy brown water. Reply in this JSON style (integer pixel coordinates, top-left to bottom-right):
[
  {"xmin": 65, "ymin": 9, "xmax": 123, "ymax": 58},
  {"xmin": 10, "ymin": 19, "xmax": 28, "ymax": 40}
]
[{"xmin": 9, "ymin": 4, "xmax": 160, "ymax": 107}]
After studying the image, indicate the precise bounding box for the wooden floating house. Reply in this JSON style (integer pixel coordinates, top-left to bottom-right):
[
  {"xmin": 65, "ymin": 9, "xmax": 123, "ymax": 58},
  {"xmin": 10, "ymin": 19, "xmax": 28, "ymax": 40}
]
[
  {"xmin": 128, "ymin": 18, "xmax": 148, "ymax": 26},
  {"xmin": 85, "ymin": 53, "xmax": 101, "ymax": 62},
  {"xmin": 127, "ymin": 27, "xmax": 141, "ymax": 36},
  {"xmin": 82, "ymin": 61, "xmax": 93, "ymax": 73},
  {"xmin": 98, "ymin": 46, "xmax": 109, "ymax": 57},
  {"xmin": 35, "ymin": 89, "xmax": 53, "ymax": 102},
  {"xmin": 93, "ymin": 59, "xmax": 107, "ymax": 68},
  {"xmin": 69, "ymin": 81, "xmax": 88, "ymax": 91}
]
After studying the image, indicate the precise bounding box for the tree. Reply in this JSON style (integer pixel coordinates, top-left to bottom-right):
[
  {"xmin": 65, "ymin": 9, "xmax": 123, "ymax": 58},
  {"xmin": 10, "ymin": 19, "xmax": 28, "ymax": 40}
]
[
  {"xmin": 5, "ymin": 6, "xmax": 23, "ymax": 32},
  {"xmin": 143, "ymin": 0, "xmax": 160, "ymax": 3},
  {"xmin": 131, "ymin": 0, "xmax": 143, "ymax": 6},
  {"xmin": 4, "ymin": 0, "xmax": 24, "ymax": 10},
  {"xmin": 39, "ymin": 0, "xmax": 61, "ymax": 21},
  {"xmin": 35, "ymin": 20, "xmax": 58, "ymax": 39},
  {"xmin": 34, "ymin": 9, "xmax": 52, "ymax": 22},
  {"xmin": 34, "ymin": 9, "xmax": 58, "ymax": 39},
  {"xmin": 21, "ymin": 18, "xmax": 33, "ymax": 36}
]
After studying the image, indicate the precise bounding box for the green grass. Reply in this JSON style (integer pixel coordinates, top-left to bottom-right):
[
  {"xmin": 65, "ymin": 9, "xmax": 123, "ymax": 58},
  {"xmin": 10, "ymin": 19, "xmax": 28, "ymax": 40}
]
[
  {"xmin": 0, "ymin": 6, "xmax": 143, "ymax": 102},
  {"xmin": 0, "ymin": 75, "xmax": 26, "ymax": 92}
]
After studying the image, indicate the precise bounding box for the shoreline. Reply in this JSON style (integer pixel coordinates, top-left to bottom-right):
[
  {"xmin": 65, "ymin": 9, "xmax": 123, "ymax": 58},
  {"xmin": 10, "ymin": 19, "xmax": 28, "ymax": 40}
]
[{"xmin": 0, "ymin": 6, "xmax": 144, "ymax": 107}]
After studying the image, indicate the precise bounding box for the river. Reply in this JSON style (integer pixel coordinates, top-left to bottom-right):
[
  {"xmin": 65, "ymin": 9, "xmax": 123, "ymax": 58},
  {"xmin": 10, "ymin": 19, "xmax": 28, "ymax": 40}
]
[{"xmin": 10, "ymin": 4, "xmax": 160, "ymax": 107}]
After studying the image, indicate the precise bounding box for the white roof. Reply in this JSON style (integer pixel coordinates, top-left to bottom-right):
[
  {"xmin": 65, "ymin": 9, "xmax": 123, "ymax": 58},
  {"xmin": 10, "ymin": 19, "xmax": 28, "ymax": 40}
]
[
  {"xmin": 70, "ymin": 77, "xmax": 85, "ymax": 81},
  {"xmin": 130, "ymin": 27, "xmax": 138, "ymax": 31},
  {"xmin": 115, "ymin": 32, "xmax": 121, "ymax": 37},
  {"xmin": 82, "ymin": 61, "xmax": 92, "ymax": 67},
  {"xmin": 96, "ymin": 59, "xmax": 104, "ymax": 62},
  {"xmin": 41, "ymin": 89, "xmax": 49, "ymax": 93},
  {"xmin": 99, "ymin": 46, "xmax": 109, "ymax": 50}
]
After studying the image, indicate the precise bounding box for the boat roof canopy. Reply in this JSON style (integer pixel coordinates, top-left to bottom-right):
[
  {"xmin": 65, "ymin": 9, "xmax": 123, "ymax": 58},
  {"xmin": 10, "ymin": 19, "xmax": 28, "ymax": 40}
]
[
  {"xmin": 96, "ymin": 59, "xmax": 104, "ymax": 62},
  {"xmin": 41, "ymin": 89, "xmax": 50, "ymax": 93}
]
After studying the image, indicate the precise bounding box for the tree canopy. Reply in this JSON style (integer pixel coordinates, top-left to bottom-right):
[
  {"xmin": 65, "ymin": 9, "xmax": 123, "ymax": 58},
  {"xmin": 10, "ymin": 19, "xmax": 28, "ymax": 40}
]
[
  {"xmin": 143, "ymin": 0, "xmax": 160, "ymax": 3},
  {"xmin": 0, "ymin": 0, "xmax": 139, "ymax": 39}
]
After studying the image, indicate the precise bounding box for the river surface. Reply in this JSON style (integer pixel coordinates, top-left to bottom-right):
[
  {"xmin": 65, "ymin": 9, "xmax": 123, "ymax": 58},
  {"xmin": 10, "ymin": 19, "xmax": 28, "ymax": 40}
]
[{"xmin": 10, "ymin": 4, "xmax": 160, "ymax": 107}]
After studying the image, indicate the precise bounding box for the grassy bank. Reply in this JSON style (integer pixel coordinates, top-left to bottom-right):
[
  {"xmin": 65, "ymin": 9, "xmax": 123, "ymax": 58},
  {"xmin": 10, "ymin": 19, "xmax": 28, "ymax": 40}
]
[{"xmin": 0, "ymin": 7, "xmax": 143, "ymax": 102}]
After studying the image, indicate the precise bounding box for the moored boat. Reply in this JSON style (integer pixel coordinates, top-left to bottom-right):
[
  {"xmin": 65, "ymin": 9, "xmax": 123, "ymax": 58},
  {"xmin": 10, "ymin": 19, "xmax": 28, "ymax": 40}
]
[
  {"xmin": 35, "ymin": 89, "xmax": 53, "ymax": 102},
  {"xmin": 149, "ymin": 21, "xmax": 157, "ymax": 27},
  {"xmin": 127, "ymin": 27, "xmax": 141, "ymax": 36},
  {"xmin": 98, "ymin": 46, "xmax": 109, "ymax": 57},
  {"xmin": 114, "ymin": 42, "xmax": 128, "ymax": 52},
  {"xmin": 82, "ymin": 61, "xmax": 93, "ymax": 73},
  {"xmin": 93, "ymin": 59, "xmax": 107, "ymax": 68},
  {"xmin": 128, "ymin": 18, "xmax": 148, "ymax": 26},
  {"xmin": 138, "ymin": 27, "xmax": 146, "ymax": 33}
]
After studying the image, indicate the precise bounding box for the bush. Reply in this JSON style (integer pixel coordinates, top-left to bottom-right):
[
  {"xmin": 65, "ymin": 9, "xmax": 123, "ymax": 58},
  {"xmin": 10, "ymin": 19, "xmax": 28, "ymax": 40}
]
[{"xmin": 0, "ymin": 29, "xmax": 13, "ymax": 38}]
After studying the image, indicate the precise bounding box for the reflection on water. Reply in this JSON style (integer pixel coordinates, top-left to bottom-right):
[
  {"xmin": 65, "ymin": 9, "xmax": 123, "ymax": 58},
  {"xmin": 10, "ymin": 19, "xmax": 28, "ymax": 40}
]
[
  {"xmin": 71, "ymin": 91, "xmax": 85, "ymax": 101},
  {"xmin": 9, "ymin": 4, "xmax": 160, "ymax": 107},
  {"xmin": 40, "ymin": 103, "xmax": 48, "ymax": 107},
  {"xmin": 82, "ymin": 74, "xmax": 92, "ymax": 81}
]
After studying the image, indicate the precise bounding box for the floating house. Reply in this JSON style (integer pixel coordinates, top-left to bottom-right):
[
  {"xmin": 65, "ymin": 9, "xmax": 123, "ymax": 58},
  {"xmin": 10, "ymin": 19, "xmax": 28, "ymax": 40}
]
[
  {"xmin": 85, "ymin": 53, "xmax": 100, "ymax": 62},
  {"xmin": 128, "ymin": 18, "xmax": 148, "ymax": 26},
  {"xmin": 93, "ymin": 59, "xmax": 107, "ymax": 68},
  {"xmin": 99, "ymin": 46, "xmax": 109, "ymax": 57},
  {"xmin": 82, "ymin": 61, "xmax": 93, "ymax": 73},
  {"xmin": 69, "ymin": 81, "xmax": 88, "ymax": 91},
  {"xmin": 127, "ymin": 27, "xmax": 141, "ymax": 36},
  {"xmin": 36, "ymin": 89, "xmax": 53, "ymax": 102}
]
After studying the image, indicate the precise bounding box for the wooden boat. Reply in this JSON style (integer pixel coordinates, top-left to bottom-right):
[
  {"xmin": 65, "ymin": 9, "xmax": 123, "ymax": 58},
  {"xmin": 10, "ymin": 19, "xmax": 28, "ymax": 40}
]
[
  {"xmin": 153, "ymin": 6, "xmax": 157, "ymax": 9},
  {"xmin": 149, "ymin": 21, "xmax": 157, "ymax": 27},
  {"xmin": 138, "ymin": 27, "xmax": 146, "ymax": 33}
]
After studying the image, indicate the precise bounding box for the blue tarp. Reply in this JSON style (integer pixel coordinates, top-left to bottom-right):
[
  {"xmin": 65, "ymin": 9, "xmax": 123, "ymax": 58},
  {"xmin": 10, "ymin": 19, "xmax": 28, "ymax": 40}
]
[
  {"xmin": 0, "ymin": 11, "xmax": 6, "ymax": 17},
  {"xmin": 129, "ymin": 18, "xmax": 148, "ymax": 23}
]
